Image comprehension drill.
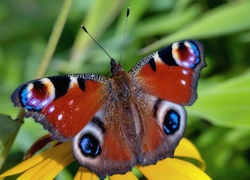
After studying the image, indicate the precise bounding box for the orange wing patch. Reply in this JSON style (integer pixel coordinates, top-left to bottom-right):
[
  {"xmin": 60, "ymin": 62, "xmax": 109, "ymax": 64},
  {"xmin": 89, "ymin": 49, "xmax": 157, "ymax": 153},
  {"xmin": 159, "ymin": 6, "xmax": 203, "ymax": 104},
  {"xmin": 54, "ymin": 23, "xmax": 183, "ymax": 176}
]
[
  {"xmin": 42, "ymin": 80, "xmax": 108, "ymax": 139},
  {"xmin": 135, "ymin": 62, "xmax": 194, "ymax": 105}
]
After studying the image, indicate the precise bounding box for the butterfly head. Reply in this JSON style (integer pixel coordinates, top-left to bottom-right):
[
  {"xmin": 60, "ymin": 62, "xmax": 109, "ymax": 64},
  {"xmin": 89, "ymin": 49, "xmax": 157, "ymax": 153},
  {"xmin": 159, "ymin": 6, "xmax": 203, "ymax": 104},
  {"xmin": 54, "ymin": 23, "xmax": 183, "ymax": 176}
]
[{"xmin": 110, "ymin": 58, "xmax": 124, "ymax": 77}]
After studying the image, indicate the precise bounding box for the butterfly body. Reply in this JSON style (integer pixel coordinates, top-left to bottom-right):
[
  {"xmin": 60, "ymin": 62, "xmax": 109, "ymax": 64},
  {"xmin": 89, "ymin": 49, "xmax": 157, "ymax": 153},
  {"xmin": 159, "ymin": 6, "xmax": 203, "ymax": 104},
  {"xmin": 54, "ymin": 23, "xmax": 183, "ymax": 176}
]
[{"xmin": 11, "ymin": 40, "xmax": 206, "ymax": 178}]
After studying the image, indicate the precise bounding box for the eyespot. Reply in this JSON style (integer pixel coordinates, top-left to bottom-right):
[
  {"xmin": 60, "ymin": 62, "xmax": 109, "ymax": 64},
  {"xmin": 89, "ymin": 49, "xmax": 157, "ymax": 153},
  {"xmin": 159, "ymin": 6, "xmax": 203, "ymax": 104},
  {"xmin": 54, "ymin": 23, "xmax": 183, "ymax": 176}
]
[
  {"xmin": 72, "ymin": 115, "xmax": 105, "ymax": 164},
  {"xmin": 153, "ymin": 98, "xmax": 186, "ymax": 136},
  {"xmin": 172, "ymin": 41, "xmax": 201, "ymax": 68},
  {"xmin": 20, "ymin": 78, "xmax": 56, "ymax": 111},
  {"xmin": 163, "ymin": 109, "xmax": 180, "ymax": 135},
  {"xmin": 79, "ymin": 133, "xmax": 101, "ymax": 158}
]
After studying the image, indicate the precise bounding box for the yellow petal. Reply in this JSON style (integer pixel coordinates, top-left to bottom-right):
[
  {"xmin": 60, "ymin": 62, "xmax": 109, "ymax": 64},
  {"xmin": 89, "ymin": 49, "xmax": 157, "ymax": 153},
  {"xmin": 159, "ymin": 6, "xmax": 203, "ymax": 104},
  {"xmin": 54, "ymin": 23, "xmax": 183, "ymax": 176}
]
[
  {"xmin": 74, "ymin": 166, "xmax": 138, "ymax": 180},
  {"xmin": 0, "ymin": 137, "xmax": 208, "ymax": 180},
  {"xmin": 0, "ymin": 152, "xmax": 44, "ymax": 177},
  {"xmin": 17, "ymin": 142, "xmax": 73, "ymax": 180},
  {"xmin": 175, "ymin": 138, "xmax": 206, "ymax": 169},
  {"xmin": 0, "ymin": 142, "xmax": 73, "ymax": 179},
  {"xmin": 74, "ymin": 167, "xmax": 99, "ymax": 180},
  {"xmin": 42, "ymin": 152, "xmax": 73, "ymax": 179},
  {"xmin": 109, "ymin": 171, "xmax": 138, "ymax": 180},
  {"xmin": 138, "ymin": 158, "xmax": 211, "ymax": 180}
]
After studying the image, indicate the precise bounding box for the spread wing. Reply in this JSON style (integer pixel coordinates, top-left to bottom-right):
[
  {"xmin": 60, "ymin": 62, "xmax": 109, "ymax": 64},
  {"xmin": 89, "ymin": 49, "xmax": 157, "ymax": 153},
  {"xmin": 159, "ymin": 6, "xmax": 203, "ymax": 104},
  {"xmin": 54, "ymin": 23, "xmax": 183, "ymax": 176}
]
[
  {"xmin": 11, "ymin": 74, "xmax": 109, "ymax": 142},
  {"xmin": 129, "ymin": 40, "xmax": 206, "ymax": 106}
]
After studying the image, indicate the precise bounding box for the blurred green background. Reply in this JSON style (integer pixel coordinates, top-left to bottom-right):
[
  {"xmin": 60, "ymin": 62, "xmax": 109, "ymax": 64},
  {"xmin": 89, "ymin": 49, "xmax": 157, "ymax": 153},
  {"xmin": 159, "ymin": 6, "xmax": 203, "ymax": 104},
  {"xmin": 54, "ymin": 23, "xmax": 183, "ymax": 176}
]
[{"xmin": 0, "ymin": 0, "xmax": 250, "ymax": 179}]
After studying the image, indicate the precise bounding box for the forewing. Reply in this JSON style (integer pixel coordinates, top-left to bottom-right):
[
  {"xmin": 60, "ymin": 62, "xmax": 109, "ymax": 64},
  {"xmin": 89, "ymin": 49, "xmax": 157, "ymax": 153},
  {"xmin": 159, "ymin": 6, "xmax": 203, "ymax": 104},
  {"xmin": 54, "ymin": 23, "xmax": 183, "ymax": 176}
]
[
  {"xmin": 129, "ymin": 40, "xmax": 206, "ymax": 106},
  {"xmin": 11, "ymin": 74, "xmax": 109, "ymax": 142}
]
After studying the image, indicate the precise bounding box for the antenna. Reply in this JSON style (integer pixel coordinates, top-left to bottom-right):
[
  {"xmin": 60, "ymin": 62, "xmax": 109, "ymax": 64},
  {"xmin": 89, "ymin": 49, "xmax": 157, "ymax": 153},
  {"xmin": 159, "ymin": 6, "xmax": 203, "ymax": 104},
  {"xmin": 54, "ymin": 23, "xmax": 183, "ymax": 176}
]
[
  {"xmin": 82, "ymin": 7, "xmax": 130, "ymax": 63},
  {"xmin": 119, "ymin": 7, "xmax": 130, "ymax": 63},
  {"xmin": 81, "ymin": 25, "xmax": 113, "ymax": 60}
]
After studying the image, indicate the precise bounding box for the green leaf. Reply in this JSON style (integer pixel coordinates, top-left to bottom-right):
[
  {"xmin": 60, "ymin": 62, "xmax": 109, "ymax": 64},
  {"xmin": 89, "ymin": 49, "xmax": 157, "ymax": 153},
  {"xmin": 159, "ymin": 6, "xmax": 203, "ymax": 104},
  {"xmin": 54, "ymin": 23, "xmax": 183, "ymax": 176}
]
[
  {"xmin": 140, "ymin": 1, "xmax": 250, "ymax": 53},
  {"xmin": 134, "ymin": 3, "xmax": 201, "ymax": 38},
  {"xmin": 0, "ymin": 114, "xmax": 22, "ymax": 168},
  {"xmin": 187, "ymin": 71, "xmax": 250, "ymax": 128}
]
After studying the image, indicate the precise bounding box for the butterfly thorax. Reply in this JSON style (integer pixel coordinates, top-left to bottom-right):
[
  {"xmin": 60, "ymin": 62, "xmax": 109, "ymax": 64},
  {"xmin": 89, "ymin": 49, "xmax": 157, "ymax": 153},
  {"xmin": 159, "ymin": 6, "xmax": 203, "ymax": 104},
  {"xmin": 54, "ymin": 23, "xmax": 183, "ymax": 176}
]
[
  {"xmin": 110, "ymin": 59, "xmax": 133, "ymax": 103},
  {"xmin": 110, "ymin": 59, "xmax": 142, "ymax": 146}
]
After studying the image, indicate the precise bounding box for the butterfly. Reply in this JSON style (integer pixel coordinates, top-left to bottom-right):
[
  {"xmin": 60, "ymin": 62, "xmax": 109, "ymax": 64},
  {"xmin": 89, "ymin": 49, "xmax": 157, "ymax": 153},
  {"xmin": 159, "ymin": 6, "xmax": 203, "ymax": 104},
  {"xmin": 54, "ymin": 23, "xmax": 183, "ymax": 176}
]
[{"xmin": 11, "ymin": 40, "xmax": 206, "ymax": 178}]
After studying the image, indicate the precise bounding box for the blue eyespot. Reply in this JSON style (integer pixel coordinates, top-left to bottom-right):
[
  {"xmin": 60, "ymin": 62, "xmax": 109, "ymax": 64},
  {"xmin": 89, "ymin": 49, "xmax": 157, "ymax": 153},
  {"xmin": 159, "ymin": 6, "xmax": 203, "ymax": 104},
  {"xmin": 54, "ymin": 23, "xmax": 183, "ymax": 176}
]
[
  {"xmin": 163, "ymin": 110, "xmax": 180, "ymax": 135},
  {"xmin": 21, "ymin": 87, "xmax": 39, "ymax": 110},
  {"xmin": 79, "ymin": 133, "xmax": 101, "ymax": 158},
  {"xmin": 21, "ymin": 87, "xmax": 29, "ymax": 105},
  {"xmin": 189, "ymin": 42, "xmax": 201, "ymax": 66},
  {"xmin": 20, "ymin": 81, "xmax": 54, "ymax": 111}
]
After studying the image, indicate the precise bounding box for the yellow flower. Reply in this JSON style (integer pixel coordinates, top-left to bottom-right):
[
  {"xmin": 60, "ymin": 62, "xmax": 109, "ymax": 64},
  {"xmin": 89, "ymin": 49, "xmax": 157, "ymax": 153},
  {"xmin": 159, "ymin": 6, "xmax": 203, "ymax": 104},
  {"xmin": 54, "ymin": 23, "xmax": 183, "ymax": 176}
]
[{"xmin": 0, "ymin": 137, "xmax": 211, "ymax": 180}]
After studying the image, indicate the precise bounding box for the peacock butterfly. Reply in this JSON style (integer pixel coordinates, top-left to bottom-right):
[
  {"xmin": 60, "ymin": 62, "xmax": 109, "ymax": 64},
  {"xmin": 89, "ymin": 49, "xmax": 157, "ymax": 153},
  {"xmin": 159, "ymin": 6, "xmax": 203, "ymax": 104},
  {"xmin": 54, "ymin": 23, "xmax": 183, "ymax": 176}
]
[{"xmin": 11, "ymin": 39, "xmax": 206, "ymax": 178}]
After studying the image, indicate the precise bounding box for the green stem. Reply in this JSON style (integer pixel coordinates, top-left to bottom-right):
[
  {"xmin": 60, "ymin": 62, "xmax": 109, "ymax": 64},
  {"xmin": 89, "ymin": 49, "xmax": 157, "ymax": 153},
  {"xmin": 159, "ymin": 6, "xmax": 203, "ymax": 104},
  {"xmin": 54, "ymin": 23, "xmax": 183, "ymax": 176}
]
[
  {"xmin": 17, "ymin": 0, "xmax": 73, "ymax": 121},
  {"xmin": 36, "ymin": 0, "xmax": 73, "ymax": 78}
]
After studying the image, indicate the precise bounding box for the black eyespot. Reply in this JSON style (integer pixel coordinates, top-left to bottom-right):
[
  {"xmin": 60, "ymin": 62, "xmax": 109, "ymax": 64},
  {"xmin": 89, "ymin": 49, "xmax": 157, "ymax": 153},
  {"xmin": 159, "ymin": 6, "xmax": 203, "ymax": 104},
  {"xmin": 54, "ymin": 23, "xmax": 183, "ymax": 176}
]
[
  {"xmin": 33, "ymin": 81, "xmax": 44, "ymax": 89},
  {"xmin": 178, "ymin": 41, "xmax": 186, "ymax": 50},
  {"xmin": 79, "ymin": 133, "xmax": 101, "ymax": 158},
  {"xmin": 163, "ymin": 110, "xmax": 180, "ymax": 135}
]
